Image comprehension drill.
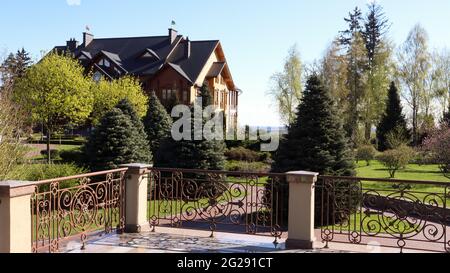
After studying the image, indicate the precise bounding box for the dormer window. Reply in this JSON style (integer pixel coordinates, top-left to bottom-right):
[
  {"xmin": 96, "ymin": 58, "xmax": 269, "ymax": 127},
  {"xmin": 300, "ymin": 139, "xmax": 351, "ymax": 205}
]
[
  {"xmin": 139, "ymin": 48, "xmax": 161, "ymax": 61},
  {"xmin": 98, "ymin": 58, "xmax": 110, "ymax": 68}
]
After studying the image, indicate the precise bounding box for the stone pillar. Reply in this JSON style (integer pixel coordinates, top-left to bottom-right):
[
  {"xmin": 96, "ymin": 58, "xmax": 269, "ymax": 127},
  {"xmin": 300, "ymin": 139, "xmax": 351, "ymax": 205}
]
[
  {"xmin": 0, "ymin": 181, "xmax": 36, "ymax": 253},
  {"xmin": 285, "ymin": 171, "xmax": 319, "ymax": 249},
  {"xmin": 120, "ymin": 164, "xmax": 152, "ymax": 233}
]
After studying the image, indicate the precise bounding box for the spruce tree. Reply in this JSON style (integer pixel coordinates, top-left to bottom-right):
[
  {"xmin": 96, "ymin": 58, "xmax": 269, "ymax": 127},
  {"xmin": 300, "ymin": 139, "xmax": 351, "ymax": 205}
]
[
  {"xmin": 199, "ymin": 83, "xmax": 213, "ymax": 108},
  {"xmin": 155, "ymin": 84, "xmax": 225, "ymax": 171},
  {"xmin": 272, "ymin": 75, "xmax": 355, "ymax": 176},
  {"xmin": 144, "ymin": 92, "xmax": 173, "ymax": 157},
  {"xmin": 376, "ymin": 82, "xmax": 410, "ymax": 151},
  {"xmin": 362, "ymin": 2, "xmax": 390, "ymax": 66},
  {"xmin": 0, "ymin": 48, "xmax": 32, "ymax": 86},
  {"xmin": 115, "ymin": 99, "xmax": 152, "ymax": 162},
  {"xmin": 85, "ymin": 103, "xmax": 151, "ymax": 171},
  {"xmin": 272, "ymin": 75, "xmax": 356, "ymax": 225},
  {"xmin": 14, "ymin": 48, "xmax": 33, "ymax": 79}
]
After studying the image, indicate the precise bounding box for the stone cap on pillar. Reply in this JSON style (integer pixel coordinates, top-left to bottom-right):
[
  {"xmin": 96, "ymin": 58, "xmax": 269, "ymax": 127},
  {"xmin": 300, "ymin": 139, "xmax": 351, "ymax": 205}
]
[
  {"xmin": 120, "ymin": 163, "xmax": 153, "ymax": 175},
  {"xmin": 286, "ymin": 171, "xmax": 319, "ymax": 184},
  {"xmin": 0, "ymin": 181, "xmax": 36, "ymax": 198}
]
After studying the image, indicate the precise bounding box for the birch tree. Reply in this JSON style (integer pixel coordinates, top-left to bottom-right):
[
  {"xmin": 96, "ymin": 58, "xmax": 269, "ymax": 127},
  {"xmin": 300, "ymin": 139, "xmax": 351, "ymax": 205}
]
[
  {"xmin": 397, "ymin": 24, "xmax": 431, "ymax": 145},
  {"xmin": 268, "ymin": 44, "xmax": 303, "ymax": 126}
]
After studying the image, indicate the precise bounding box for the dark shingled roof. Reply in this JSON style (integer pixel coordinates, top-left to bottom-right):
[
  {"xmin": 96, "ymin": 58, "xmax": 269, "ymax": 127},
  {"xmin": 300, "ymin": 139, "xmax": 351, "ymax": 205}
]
[{"xmin": 53, "ymin": 32, "xmax": 221, "ymax": 85}]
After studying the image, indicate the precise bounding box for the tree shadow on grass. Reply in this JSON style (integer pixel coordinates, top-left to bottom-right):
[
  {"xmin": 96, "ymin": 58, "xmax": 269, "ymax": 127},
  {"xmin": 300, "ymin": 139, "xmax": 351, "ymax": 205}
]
[{"xmin": 373, "ymin": 168, "xmax": 443, "ymax": 175}]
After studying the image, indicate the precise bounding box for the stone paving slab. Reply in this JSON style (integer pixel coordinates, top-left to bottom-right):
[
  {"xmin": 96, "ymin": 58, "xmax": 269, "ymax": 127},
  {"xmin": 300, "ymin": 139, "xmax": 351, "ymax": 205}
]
[{"xmin": 64, "ymin": 227, "xmax": 349, "ymax": 254}]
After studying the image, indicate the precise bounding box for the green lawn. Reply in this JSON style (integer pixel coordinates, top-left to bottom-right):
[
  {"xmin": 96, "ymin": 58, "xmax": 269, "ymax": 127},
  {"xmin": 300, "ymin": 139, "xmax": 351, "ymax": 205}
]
[
  {"xmin": 29, "ymin": 144, "xmax": 82, "ymax": 160},
  {"xmin": 322, "ymin": 160, "xmax": 450, "ymax": 233},
  {"xmin": 356, "ymin": 160, "xmax": 450, "ymax": 182}
]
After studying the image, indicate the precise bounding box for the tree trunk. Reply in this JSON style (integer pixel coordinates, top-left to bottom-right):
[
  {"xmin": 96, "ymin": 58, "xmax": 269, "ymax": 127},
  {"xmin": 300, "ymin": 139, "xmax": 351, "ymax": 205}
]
[
  {"xmin": 46, "ymin": 128, "xmax": 51, "ymax": 164},
  {"xmin": 365, "ymin": 122, "xmax": 372, "ymax": 142}
]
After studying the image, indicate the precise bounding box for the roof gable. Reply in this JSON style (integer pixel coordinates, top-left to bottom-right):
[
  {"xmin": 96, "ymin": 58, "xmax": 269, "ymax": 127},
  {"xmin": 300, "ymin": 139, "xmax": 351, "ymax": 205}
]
[{"xmin": 54, "ymin": 31, "xmax": 236, "ymax": 90}]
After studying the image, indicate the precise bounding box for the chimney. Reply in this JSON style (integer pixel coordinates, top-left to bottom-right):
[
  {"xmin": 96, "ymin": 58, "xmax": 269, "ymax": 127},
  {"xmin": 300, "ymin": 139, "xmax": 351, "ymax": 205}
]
[
  {"xmin": 185, "ymin": 37, "xmax": 191, "ymax": 59},
  {"xmin": 66, "ymin": 38, "xmax": 79, "ymax": 52},
  {"xmin": 169, "ymin": 28, "xmax": 178, "ymax": 44},
  {"xmin": 83, "ymin": 32, "xmax": 94, "ymax": 47}
]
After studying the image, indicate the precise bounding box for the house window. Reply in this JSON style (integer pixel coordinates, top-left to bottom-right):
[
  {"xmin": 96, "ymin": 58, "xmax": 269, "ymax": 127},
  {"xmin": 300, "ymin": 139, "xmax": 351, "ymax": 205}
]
[
  {"xmin": 93, "ymin": 71, "xmax": 102, "ymax": 83},
  {"xmin": 114, "ymin": 66, "xmax": 121, "ymax": 75},
  {"xmin": 104, "ymin": 59, "xmax": 110, "ymax": 67},
  {"xmin": 162, "ymin": 89, "xmax": 167, "ymax": 100},
  {"xmin": 182, "ymin": 90, "xmax": 188, "ymax": 102}
]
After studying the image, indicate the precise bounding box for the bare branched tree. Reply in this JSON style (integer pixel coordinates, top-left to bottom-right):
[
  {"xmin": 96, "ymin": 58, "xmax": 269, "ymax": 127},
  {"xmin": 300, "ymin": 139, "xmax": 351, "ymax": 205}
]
[
  {"xmin": 0, "ymin": 67, "xmax": 26, "ymax": 180},
  {"xmin": 267, "ymin": 44, "xmax": 303, "ymax": 126}
]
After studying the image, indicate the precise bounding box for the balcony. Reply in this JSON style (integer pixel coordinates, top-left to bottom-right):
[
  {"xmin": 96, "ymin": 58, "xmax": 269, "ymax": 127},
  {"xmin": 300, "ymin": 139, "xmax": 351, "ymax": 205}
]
[{"xmin": 0, "ymin": 164, "xmax": 449, "ymax": 253}]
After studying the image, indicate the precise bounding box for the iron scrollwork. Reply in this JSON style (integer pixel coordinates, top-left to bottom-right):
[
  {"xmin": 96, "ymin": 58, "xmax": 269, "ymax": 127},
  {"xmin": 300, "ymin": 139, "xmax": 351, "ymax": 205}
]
[
  {"xmin": 319, "ymin": 176, "xmax": 450, "ymax": 253},
  {"xmin": 31, "ymin": 170, "xmax": 126, "ymax": 253},
  {"xmin": 147, "ymin": 168, "xmax": 286, "ymax": 242}
]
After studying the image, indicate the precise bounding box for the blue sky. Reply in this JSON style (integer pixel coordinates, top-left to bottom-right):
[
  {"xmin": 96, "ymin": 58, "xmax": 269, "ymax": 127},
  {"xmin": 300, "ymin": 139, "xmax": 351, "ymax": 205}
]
[{"xmin": 1, "ymin": 0, "xmax": 450, "ymax": 126}]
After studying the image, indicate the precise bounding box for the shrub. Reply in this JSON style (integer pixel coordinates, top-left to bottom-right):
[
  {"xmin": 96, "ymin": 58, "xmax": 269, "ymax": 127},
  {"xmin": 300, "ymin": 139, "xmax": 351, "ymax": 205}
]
[
  {"xmin": 7, "ymin": 163, "xmax": 87, "ymax": 191},
  {"xmin": 225, "ymin": 161, "xmax": 270, "ymax": 173},
  {"xmin": 422, "ymin": 127, "xmax": 450, "ymax": 178},
  {"xmin": 356, "ymin": 145, "xmax": 377, "ymax": 166},
  {"xmin": 59, "ymin": 149, "xmax": 86, "ymax": 166},
  {"xmin": 40, "ymin": 149, "xmax": 60, "ymax": 159},
  {"xmin": 225, "ymin": 147, "xmax": 259, "ymax": 162},
  {"xmin": 386, "ymin": 126, "xmax": 410, "ymax": 150},
  {"xmin": 258, "ymin": 152, "xmax": 272, "ymax": 163},
  {"xmin": 377, "ymin": 145, "xmax": 415, "ymax": 178},
  {"xmin": 410, "ymin": 150, "xmax": 437, "ymax": 165}
]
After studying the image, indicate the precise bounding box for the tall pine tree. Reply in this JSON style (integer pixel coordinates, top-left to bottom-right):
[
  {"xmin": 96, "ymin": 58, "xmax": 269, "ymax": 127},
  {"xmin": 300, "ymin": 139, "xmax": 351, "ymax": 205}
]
[
  {"xmin": 144, "ymin": 92, "xmax": 173, "ymax": 157},
  {"xmin": 85, "ymin": 102, "xmax": 151, "ymax": 171},
  {"xmin": 340, "ymin": 7, "xmax": 367, "ymax": 146},
  {"xmin": 361, "ymin": 2, "xmax": 391, "ymax": 141},
  {"xmin": 0, "ymin": 48, "xmax": 32, "ymax": 87},
  {"xmin": 376, "ymin": 82, "xmax": 410, "ymax": 151}
]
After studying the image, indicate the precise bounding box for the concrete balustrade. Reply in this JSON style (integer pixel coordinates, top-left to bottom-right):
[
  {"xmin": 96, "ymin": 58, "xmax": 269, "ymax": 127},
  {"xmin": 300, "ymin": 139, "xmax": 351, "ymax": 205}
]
[
  {"xmin": 0, "ymin": 181, "xmax": 35, "ymax": 253},
  {"xmin": 120, "ymin": 163, "xmax": 152, "ymax": 233},
  {"xmin": 285, "ymin": 171, "xmax": 319, "ymax": 249}
]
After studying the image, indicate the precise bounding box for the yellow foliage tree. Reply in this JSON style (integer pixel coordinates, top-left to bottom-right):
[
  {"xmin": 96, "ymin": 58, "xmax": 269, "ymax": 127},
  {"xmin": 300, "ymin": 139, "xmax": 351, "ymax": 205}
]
[{"xmin": 89, "ymin": 76, "xmax": 148, "ymax": 125}]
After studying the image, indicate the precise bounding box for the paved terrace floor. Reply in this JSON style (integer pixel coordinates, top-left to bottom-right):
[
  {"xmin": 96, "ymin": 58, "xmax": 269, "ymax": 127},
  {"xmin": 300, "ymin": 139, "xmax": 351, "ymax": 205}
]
[{"xmin": 56, "ymin": 226, "xmax": 436, "ymax": 253}]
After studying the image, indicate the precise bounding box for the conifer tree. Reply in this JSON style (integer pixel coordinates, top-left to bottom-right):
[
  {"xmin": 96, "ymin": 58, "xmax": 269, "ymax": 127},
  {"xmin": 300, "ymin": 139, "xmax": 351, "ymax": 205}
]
[
  {"xmin": 143, "ymin": 92, "xmax": 173, "ymax": 157},
  {"xmin": 115, "ymin": 99, "xmax": 152, "ymax": 162},
  {"xmin": 85, "ymin": 103, "xmax": 151, "ymax": 171},
  {"xmin": 376, "ymin": 82, "xmax": 410, "ymax": 151},
  {"xmin": 272, "ymin": 75, "xmax": 355, "ymax": 176},
  {"xmin": 155, "ymin": 84, "xmax": 225, "ymax": 171},
  {"xmin": 272, "ymin": 75, "xmax": 356, "ymax": 225},
  {"xmin": 0, "ymin": 48, "xmax": 32, "ymax": 86},
  {"xmin": 339, "ymin": 7, "xmax": 367, "ymax": 146}
]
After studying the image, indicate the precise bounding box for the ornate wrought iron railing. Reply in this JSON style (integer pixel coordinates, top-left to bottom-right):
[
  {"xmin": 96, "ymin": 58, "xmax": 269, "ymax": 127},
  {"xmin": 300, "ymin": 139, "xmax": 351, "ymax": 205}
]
[
  {"xmin": 146, "ymin": 168, "xmax": 287, "ymax": 242},
  {"xmin": 318, "ymin": 176, "xmax": 450, "ymax": 253},
  {"xmin": 30, "ymin": 168, "xmax": 127, "ymax": 253}
]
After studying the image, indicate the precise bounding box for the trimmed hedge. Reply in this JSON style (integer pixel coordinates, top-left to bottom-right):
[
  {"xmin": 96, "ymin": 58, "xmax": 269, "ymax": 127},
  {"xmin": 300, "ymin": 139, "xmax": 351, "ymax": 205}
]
[{"xmin": 40, "ymin": 149, "xmax": 60, "ymax": 159}]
